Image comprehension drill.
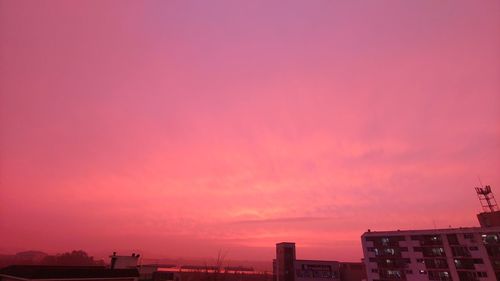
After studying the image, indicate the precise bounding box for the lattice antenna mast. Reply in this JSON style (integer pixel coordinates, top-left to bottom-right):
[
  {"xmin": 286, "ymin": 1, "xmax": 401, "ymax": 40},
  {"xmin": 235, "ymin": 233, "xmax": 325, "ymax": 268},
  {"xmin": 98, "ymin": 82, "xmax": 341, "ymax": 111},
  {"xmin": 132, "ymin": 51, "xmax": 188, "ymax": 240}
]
[{"xmin": 475, "ymin": 185, "xmax": 499, "ymax": 212}]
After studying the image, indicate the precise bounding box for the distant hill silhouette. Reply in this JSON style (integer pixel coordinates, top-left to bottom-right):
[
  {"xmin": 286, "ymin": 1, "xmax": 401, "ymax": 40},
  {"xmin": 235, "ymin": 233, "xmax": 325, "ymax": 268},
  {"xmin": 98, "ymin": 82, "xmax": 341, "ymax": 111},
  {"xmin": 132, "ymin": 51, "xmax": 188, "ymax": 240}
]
[{"xmin": 0, "ymin": 250, "xmax": 104, "ymax": 268}]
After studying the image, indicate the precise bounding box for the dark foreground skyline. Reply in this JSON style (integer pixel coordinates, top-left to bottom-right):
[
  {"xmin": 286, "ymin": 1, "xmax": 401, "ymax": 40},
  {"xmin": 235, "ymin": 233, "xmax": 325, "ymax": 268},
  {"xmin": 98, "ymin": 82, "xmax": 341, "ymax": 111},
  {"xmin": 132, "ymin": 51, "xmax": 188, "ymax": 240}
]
[{"xmin": 1, "ymin": 0, "xmax": 499, "ymax": 261}]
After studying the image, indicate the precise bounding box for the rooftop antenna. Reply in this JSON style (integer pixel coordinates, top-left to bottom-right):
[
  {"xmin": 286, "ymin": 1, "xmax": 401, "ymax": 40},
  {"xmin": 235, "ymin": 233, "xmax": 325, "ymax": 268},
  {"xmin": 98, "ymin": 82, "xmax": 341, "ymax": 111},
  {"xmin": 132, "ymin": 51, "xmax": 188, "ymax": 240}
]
[
  {"xmin": 478, "ymin": 176, "xmax": 484, "ymax": 189},
  {"xmin": 475, "ymin": 179, "xmax": 498, "ymax": 213}
]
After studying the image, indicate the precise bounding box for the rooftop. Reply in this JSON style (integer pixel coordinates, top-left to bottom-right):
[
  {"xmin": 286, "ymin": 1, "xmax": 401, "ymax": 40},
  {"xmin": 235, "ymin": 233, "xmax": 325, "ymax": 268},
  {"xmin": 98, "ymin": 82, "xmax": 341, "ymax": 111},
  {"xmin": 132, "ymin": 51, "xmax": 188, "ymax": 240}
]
[
  {"xmin": 276, "ymin": 242, "xmax": 295, "ymax": 245},
  {"xmin": 362, "ymin": 226, "xmax": 500, "ymax": 236},
  {"xmin": 0, "ymin": 265, "xmax": 139, "ymax": 280}
]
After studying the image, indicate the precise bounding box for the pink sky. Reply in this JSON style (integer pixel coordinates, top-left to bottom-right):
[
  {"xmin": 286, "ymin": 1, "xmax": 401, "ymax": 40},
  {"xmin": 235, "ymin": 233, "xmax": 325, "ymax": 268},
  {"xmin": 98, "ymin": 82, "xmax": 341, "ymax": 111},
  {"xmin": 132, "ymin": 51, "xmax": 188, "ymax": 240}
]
[{"xmin": 1, "ymin": 1, "xmax": 499, "ymax": 262}]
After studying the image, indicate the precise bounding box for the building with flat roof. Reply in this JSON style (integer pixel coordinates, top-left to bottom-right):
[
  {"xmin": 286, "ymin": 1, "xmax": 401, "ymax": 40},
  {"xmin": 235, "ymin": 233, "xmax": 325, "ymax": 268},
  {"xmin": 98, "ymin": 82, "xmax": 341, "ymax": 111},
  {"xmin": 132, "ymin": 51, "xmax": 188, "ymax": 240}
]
[
  {"xmin": 110, "ymin": 253, "xmax": 140, "ymax": 270},
  {"xmin": 276, "ymin": 243, "xmax": 298, "ymax": 281},
  {"xmin": 362, "ymin": 227, "xmax": 500, "ymax": 281},
  {"xmin": 477, "ymin": 211, "xmax": 500, "ymax": 228},
  {"xmin": 273, "ymin": 243, "xmax": 365, "ymax": 281},
  {"xmin": 362, "ymin": 185, "xmax": 500, "ymax": 281},
  {"xmin": 295, "ymin": 259, "xmax": 341, "ymax": 281}
]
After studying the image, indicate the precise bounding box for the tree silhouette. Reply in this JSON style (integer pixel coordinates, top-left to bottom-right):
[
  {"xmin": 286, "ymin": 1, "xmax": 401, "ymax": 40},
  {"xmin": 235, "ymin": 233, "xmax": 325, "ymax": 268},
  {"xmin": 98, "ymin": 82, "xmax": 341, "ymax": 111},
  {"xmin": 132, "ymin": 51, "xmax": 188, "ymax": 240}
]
[{"xmin": 41, "ymin": 250, "xmax": 104, "ymax": 266}]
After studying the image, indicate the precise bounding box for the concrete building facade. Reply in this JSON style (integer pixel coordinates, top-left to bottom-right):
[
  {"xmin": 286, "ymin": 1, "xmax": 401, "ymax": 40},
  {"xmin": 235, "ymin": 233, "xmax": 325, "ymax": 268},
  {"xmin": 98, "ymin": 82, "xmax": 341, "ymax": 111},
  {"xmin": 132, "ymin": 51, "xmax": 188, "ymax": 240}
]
[{"xmin": 361, "ymin": 227, "xmax": 500, "ymax": 281}]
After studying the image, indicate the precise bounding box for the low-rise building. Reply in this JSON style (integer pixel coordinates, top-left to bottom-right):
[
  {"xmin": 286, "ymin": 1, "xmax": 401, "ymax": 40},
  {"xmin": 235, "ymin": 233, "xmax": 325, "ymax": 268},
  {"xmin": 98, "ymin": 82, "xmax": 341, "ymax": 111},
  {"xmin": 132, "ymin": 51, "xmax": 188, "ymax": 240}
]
[
  {"xmin": 274, "ymin": 243, "xmax": 365, "ymax": 281},
  {"xmin": 110, "ymin": 253, "xmax": 140, "ymax": 270}
]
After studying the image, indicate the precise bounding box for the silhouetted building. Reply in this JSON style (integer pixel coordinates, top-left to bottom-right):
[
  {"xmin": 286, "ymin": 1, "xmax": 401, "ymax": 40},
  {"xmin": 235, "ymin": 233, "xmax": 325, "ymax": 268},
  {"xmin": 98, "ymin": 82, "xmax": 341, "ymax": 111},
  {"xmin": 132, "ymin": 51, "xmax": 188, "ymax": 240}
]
[
  {"xmin": 477, "ymin": 211, "xmax": 500, "ymax": 228},
  {"xmin": 276, "ymin": 243, "xmax": 297, "ymax": 281},
  {"xmin": 0, "ymin": 265, "xmax": 139, "ymax": 281},
  {"xmin": 475, "ymin": 185, "xmax": 500, "ymax": 228},
  {"xmin": 273, "ymin": 243, "xmax": 365, "ymax": 281},
  {"xmin": 110, "ymin": 253, "xmax": 140, "ymax": 270},
  {"xmin": 294, "ymin": 260, "xmax": 340, "ymax": 281}
]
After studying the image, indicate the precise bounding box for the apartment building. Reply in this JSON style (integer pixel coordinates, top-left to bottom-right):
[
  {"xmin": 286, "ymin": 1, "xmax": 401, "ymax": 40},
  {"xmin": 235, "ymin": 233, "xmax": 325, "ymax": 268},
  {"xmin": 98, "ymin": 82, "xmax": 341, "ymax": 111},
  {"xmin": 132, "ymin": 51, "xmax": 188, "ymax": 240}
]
[{"xmin": 361, "ymin": 227, "xmax": 500, "ymax": 281}]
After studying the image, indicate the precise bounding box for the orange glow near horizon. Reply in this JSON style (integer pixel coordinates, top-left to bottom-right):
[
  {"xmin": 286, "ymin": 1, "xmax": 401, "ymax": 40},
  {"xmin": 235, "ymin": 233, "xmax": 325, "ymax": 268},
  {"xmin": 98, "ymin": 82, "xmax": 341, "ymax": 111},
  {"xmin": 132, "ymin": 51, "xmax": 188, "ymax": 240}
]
[{"xmin": 0, "ymin": 0, "xmax": 499, "ymax": 263}]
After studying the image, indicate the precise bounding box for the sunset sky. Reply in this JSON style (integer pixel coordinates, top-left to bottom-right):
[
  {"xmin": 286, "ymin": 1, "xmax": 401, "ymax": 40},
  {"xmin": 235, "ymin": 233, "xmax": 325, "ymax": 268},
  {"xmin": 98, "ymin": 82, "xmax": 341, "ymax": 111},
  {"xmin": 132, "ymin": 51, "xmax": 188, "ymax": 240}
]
[{"xmin": 1, "ymin": 1, "xmax": 499, "ymax": 262}]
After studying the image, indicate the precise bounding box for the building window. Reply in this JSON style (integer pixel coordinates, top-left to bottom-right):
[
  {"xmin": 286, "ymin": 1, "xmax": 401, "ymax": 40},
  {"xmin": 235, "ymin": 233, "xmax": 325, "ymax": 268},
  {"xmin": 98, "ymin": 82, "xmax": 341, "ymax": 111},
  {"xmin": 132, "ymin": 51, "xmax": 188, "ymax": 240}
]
[
  {"xmin": 477, "ymin": 271, "xmax": 487, "ymax": 278},
  {"xmin": 381, "ymin": 238, "xmax": 390, "ymax": 246},
  {"xmin": 454, "ymin": 258, "xmax": 475, "ymax": 269},
  {"xmin": 451, "ymin": 246, "xmax": 471, "ymax": 257},
  {"xmin": 482, "ymin": 233, "xmax": 499, "ymax": 244},
  {"xmin": 383, "ymin": 248, "xmax": 395, "ymax": 255},
  {"xmin": 447, "ymin": 234, "xmax": 459, "ymax": 245},
  {"xmin": 384, "ymin": 270, "xmax": 402, "ymax": 279},
  {"xmin": 464, "ymin": 233, "xmax": 474, "ymax": 239},
  {"xmin": 422, "ymin": 247, "xmax": 446, "ymax": 257},
  {"xmin": 458, "ymin": 271, "xmax": 478, "ymax": 280},
  {"xmin": 424, "ymin": 258, "xmax": 448, "ymax": 269},
  {"xmin": 428, "ymin": 271, "xmax": 451, "ymax": 280}
]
